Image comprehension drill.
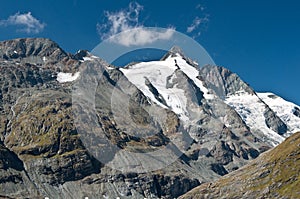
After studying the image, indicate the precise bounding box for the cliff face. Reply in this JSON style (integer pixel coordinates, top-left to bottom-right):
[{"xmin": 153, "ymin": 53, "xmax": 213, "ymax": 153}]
[{"xmin": 0, "ymin": 38, "xmax": 299, "ymax": 198}]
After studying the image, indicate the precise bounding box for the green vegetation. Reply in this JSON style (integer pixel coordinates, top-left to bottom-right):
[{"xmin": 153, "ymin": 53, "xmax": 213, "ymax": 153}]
[
  {"xmin": 180, "ymin": 132, "xmax": 300, "ymax": 199},
  {"xmin": 6, "ymin": 91, "xmax": 83, "ymax": 159}
]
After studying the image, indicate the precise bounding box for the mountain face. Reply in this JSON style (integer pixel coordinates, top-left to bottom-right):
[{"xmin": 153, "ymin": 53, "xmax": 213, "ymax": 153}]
[
  {"xmin": 180, "ymin": 131, "xmax": 300, "ymax": 199},
  {"xmin": 0, "ymin": 38, "xmax": 299, "ymax": 198}
]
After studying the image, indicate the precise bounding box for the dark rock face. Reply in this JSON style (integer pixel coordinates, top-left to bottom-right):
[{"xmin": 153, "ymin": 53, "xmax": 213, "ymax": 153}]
[
  {"xmin": 210, "ymin": 163, "xmax": 228, "ymax": 176},
  {"xmin": 0, "ymin": 142, "xmax": 35, "ymax": 197},
  {"xmin": 73, "ymin": 50, "xmax": 88, "ymax": 60},
  {"xmin": 145, "ymin": 77, "xmax": 167, "ymax": 106},
  {"xmin": 173, "ymin": 69, "xmax": 204, "ymax": 106},
  {"xmin": 293, "ymin": 106, "xmax": 300, "ymax": 118},
  {"xmin": 208, "ymin": 141, "xmax": 234, "ymax": 165},
  {"xmin": 151, "ymin": 175, "xmax": 200, "ymax": 198},
  {"xmin": 263, "ymin": 106, "xmax": 287, "ymax": 135},
  {"xmin": 26, "ymin": 150, "xmax": 100, "ymax": 185},
  {"xmin": 0, "ymin": 143, "xmax": 24, "ymax": 171}
]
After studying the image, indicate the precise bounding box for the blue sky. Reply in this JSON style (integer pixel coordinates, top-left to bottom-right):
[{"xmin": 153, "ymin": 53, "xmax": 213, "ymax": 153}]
[{"xmin": 0, "ymin": 0, "xmax": 300, "ymax": 105}]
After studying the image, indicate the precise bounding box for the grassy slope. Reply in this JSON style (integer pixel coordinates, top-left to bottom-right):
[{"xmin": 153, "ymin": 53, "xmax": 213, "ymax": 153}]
[{"xmin": 180, "ymin": 132, "xmax": 300, "ymax": 199}]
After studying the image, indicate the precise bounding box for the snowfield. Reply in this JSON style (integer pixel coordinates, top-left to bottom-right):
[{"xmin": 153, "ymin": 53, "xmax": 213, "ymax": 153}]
[
  {"xmin": 225, "ymin": 91, "xmax": 285, "ymax": 146},
  {"xmin": 57, "ymin": 72, "xmax": 80, "ymax": 83},
  {"xmin": 258, "ymin": 92, "xmax": 300, "ymax": 134}
]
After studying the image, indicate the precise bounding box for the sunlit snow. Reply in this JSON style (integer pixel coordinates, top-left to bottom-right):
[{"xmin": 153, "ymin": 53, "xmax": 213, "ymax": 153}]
[
  {"xmin": 120, "ymin": 54, "xmax": 213, "ymax": 122},
  {"xmin": 57, "ymin": 72, "xmax": 80, "ymax": 83},
  {"xmin": 258, "ymin": 92, "xmax": 300, "ymax": 134},
  {"xmin": 225, "ymin": 91, "xmax": 285, "ymax": 146},
  {"xmin": 83, "ymin": 57, "xmax": 93, "ymax": 61}
]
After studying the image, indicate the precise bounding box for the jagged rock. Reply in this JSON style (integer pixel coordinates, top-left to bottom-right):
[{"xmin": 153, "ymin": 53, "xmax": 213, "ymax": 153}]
[
  {"xmin": 210, "ymin": 163, "xmax": 228, "ymax": 176},
  {"xmin": 200, "ymin": 65, "xmax": 255, "ymax": 98},
  {"xmin": 207, "ymin": 141, "xmax": 234, "ymax": 165},
  {"xmin": 263, "ymin": 106, "xmax": 287, "ymax": 135},
  {"xmin": 0, "ymin": 142, "xmax": 24, "ymax": 172},
  {"xmin": 73, "ymin": 50, "xmax": 88, "ymax": 60},
  {"xmin": 0, "ymin": 38, "xmax": 67, "ymax": 61},
  {"xmin": 293, "ymin": 106, "xmax": 300, "ymax": 118}
]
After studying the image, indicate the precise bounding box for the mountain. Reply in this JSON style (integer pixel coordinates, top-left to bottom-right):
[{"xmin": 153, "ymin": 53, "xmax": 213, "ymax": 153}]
[
  {"xmin": 121, "ymin": 50, "xmax": 300, "ymax": 146},
  {"xmin": 180, "ymin": 131, "xmax": 300, "ymax": 199},
  {"xmin": 0, "ymin": 38, "xmax": 299, "ymax": 198}
]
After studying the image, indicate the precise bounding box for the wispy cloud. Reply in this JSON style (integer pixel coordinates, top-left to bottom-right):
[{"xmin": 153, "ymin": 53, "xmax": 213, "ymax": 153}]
[
  {"xmin": 97, "ymin": 2, "xmax": 143, "ymax": 39},
  {"xmin": 97, "ymin": 2, "xmax": 175, "ymax": 46},
  {"xmin": 0, "ymin": 12, "xmax": 46, "ymax": 34},
  {"xmin": 186, "ymin": 4, "xmax": 209, "ymax": 37},
  {"xmin": 187, "ymin": 17, "xmax": 202, "ymax": 33},
  {"xmin": 186, "ymin": 15, "xmax": 209, "ymax": 33}
]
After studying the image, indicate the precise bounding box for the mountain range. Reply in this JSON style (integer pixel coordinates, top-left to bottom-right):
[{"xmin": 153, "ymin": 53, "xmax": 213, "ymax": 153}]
[{"xmin": 0, "ymin": 38, "xmax": 299, "ymax": 198}]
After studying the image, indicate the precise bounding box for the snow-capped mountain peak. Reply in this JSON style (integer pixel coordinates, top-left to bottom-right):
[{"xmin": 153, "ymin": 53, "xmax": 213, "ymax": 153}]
[{"xmin": 120, "ymin": 52, "xmax": 214, "ymax": 122}]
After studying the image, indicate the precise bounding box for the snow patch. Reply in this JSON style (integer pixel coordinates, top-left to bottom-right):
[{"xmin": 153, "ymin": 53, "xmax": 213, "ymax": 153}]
[
  {"xmin": 83, "ymin": 57, "xmax": 93, "ymax": 61},
  {"xmin": 91, "ymin": 55, "xmax": 99, "ymax": 59},
  {"xmin": 57, "ymin": 72, "xmax": 80, "ymax": 83},
  {"xmin": 82, "ymin": 55, "xmax": 99, "ymax": 62}
]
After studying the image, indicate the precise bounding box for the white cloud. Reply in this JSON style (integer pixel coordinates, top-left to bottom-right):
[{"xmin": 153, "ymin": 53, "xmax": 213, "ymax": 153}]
[
  {"xmin": 109, "ymin": 27, "xmax": 175, "ymax": 46},
  {"xmin": 186, "ymin": 15, "xmax": 209, "ymax": 35},
  {"xmin": 0, "ymin": 12, "xmax": 45, "ymax": 34},
  {"xmin": 97, "ymin": 2, "xmax": 175, "ymax": 46},
  {"xmin": 97, "ymin": 2, "xmax": 143, "ymax": 39}
]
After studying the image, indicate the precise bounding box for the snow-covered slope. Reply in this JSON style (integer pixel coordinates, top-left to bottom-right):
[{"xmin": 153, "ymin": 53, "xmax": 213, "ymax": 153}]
[
  {"xmin": 224, "ymin": 91, "xmax": 300, "ymax": 146},
  {"xmin": 225, "ymin": 91, "xmax": 285, "ymax": 146},
  {"xmin": 120, "ymin": 54, "xmax": 214, "ymax": 122},
  {"xmin": 258, "ymin": 92, "xmax": 300, "ymax": 134}
]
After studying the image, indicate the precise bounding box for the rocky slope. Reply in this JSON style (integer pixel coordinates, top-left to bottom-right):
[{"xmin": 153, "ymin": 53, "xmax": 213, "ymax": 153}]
[
  {"xmin": 0, "ymin": 38, "xmax": 299, "ymax": 198},
  {"xmin": 180, "ymin": 131, "xmax": 300, "ymax": 199}
]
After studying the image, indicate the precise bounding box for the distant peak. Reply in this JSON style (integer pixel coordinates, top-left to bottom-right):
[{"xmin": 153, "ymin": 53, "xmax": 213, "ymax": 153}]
[
  {"xmin": 0, "ymin": 38, "xmax": 60, "ymax": 49},
  {"xmin": 169, "ymin": 46, "xmax": 184, "ymax": 56},
  {"xmin": 0, "ymin": 38, "xmax": 67, "ymax": 60},
  {"xmin": 160, "ymin": 46, "xmax": 185, "ymax": 61}
]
